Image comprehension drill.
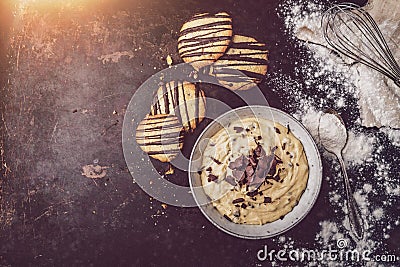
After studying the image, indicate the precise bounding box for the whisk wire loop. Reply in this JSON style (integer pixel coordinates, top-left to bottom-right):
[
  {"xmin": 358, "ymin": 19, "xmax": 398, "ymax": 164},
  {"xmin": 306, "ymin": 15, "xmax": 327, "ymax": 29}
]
[{"xmin": 322, "ymin": 2, "xmax": 400, "ymax": 87}]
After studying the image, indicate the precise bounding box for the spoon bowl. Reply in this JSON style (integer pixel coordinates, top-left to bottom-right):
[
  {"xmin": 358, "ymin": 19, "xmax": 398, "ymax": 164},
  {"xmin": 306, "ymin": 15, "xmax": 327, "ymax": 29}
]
[{"xmin": 318, "ymin": 109, "xmax": 364, "ymax": 240}]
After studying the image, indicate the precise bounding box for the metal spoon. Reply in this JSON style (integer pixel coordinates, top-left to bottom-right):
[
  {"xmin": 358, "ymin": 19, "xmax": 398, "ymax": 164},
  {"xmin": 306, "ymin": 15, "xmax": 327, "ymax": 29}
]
[{"xmin": 318, "ymin": 108, "xmax": 364, "ymax": 240}]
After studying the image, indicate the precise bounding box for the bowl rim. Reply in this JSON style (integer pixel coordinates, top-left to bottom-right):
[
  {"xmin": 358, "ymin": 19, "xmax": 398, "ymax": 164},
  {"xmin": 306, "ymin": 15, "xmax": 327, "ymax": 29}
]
[{"xmin": 188, "ymin": 105, "xmax": 323, "ymax": 239}]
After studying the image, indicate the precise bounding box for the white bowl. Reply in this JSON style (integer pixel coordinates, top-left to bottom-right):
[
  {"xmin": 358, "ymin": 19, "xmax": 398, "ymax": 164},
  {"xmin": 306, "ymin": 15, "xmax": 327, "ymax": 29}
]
[{"xmin": 188, "ymin": 105, "xmax": 322, "ymax": 239}]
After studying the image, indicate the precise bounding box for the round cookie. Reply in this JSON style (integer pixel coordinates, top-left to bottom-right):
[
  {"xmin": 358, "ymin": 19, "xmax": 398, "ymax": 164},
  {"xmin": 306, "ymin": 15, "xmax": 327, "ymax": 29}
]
[
  {"xmin": 136, "ymin": 114, "xmax": 184, "ymax": 162},
  {"xmin": 150, "ymin": 81, "xmax": 206, "ymax": 132},
  {"xmin": 178, "ymin": 12, "xmax": 233, "ymax": 69},
  {"xmin": 211, "ymin": 35, "xmax": 268, "ymax": 91}
]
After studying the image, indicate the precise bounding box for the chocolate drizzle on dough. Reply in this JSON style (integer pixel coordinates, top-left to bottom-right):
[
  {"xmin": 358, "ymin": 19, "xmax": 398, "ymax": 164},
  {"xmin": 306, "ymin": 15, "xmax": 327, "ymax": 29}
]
[
  {"xmin": 178, "ymin": 12, "xmax": 233, "ymax": 67},
  {"xmin": 211, "ymin": 35, "xmax": 269, "ymax": 90},
  {"xmin": 135, "ymin": 114, "xmax": 184, "ymax": 162},
  {"xmin": 150, "ymin": 81, "xmax": 206, "ymax": 131}
]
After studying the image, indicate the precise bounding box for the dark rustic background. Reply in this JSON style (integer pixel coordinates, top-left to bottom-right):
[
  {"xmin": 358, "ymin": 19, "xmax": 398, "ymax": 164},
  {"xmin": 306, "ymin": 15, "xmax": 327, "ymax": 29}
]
[{"xmin": 1, "ymin": 0, "xmax": 398, "ymax": 266}]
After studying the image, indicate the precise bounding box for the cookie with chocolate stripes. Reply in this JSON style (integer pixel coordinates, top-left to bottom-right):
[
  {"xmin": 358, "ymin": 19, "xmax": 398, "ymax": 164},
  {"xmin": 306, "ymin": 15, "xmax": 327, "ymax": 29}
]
[
  {"xmin": 150, "ymin": 81, "xmax": 206, "ymax": 132},
  {"xmin": 210, "ymin": 35, "xmax": 268, "ymax": 91},
  {"xmin": 178, "ymin": 12, "xmax": 233, "ymax": 69},
  {"xmin": 136, "ymin": 114, "xmax": 184, "ymax": 162}
]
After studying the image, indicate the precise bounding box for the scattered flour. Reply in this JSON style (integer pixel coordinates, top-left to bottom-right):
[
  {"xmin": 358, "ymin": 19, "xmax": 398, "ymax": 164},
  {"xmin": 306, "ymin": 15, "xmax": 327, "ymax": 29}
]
[
  {"xmin": 380, "ymin": 127, "xmax": 400, "ymax": 147},
  {"xmin": 270, "ymin": 1, "xmax": 400, "ymax": 266},
  {"xmin": 343, "ymin": 132, "xmax": 376, "ymax": 165}
]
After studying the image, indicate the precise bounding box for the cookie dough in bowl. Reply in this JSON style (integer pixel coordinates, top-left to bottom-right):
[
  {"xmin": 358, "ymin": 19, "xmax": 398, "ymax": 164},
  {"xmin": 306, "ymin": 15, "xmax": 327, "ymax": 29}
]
[
  {"xmin": 201, "ymin": 117, "xmax": 309, "ymax": 225},
  {"xmin": 189, "ymin": 106, "xmax": 322, "ymax": 239}
]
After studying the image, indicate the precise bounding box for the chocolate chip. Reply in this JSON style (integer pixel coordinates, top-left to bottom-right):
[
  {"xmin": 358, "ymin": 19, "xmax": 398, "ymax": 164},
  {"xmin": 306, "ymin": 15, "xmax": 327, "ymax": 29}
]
[
  {"xmin": 241, "ymin": 203, "xmax": 247, "ymax": 209},
  {"xmin": 287, "ymin": 125, "xmax": 291, "ymax": 134},
  {"xmin": 223, "ymin": 215, "xmax": 232, "ymax": 222},
  {"xmin": 232, "ymin": 198, "xmax": 245, "ymax": 204},
  {"xmin": 206, "ymin": 167, "xmax": 212, "ymax": 172},
  {"xmin": 211, "ymin": 157, "xmax": 222, "ymax": 165},
  {"xmin": 264, "ymin": 197, "xmax": 272, "ymax": 203},
  {"xmin": 233, "ymin": 210, "xmax": 240, "ymax": 217},
  {"xmin": 233, "ymin": 126, "xmax": 244, "ymax": 133},
  {"xmin": 282, "ymin": 143, "xmax": 286, "ymax": 151},
  {"xmin": 197, "ymin": 170, "xmax": 202, "ymax": 175},
  {"xmin": 207, "ymin": 174, "xmax": 218, "ymax": 182},
  {"xmin": 246, "ymin": 190, "xmax": 259, "ymax": 197},
  {"xmin": 257, "ymin": 136, "xmax": 262, "ymax": 140},
  {"xmin": 274, "ymin": 127, "xmax": 281, "ymax": 134},
  {"xmin": 296, "ymin": 163, "xmax": 299, "ymax": 166}
]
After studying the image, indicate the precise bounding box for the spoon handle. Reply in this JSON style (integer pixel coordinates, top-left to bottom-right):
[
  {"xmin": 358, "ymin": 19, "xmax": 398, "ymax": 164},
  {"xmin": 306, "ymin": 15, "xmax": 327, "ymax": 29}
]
[{"xmin": 337, "ymin": 154, "xmax": 364, "ymax": 240}]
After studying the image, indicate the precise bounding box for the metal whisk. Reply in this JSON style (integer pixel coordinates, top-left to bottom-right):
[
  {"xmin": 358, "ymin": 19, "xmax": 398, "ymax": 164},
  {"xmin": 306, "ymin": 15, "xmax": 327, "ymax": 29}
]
[{"xmin": 322, "ymin": 2, "xmax": 400, "ymax": 87}]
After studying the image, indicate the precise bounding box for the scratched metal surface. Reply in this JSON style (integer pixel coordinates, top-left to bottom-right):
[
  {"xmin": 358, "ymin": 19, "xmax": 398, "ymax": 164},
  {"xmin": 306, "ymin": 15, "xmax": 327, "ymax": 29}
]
[{"xmin": 0, "ymin": 0, "xmax": 398, "ymax": 266}]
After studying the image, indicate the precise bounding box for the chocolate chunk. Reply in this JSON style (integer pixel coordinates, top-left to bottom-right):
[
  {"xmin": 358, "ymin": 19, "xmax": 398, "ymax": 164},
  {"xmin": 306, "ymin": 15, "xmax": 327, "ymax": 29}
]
[
  {"xmin": 232, "ymin": 169, "xmax": 245, "ymax": 181},
  {"xmin": 232, "ymin": 198, "xmax": 245, "ymax": 204},
  {"xmin": 254, "ymin": 144, "xmax": 265, "ymax": 157},
  {"xmin": 207, "ymin": 174, "xmax": 218, "ymax": 182},
  {"xmin": 233, "ymin": 126, "xmax": 244, "ymax": 133},
  {"xmin": 228, "ymin": 155, "xmax": 247, "ymax": 170},
  {"xmin": 264, "ymin": 197, "xmax": 272, "ymax": 203},
  {"xmin": 249, "ymin": 157, "xmax": 257, "ymax": 167},
  {"xmin": 255, "ymin": 154, "xmax": 273, "ymax": 179},
  {"xmin": 274, "ymin": 127, "xmax": 281, "ymax": 134},
  {"xmin": 241, "ymin": 203, "xmax": 247, "ymax": 209},
  {"xmin": 225, "ymin": 175, "xmax": 237, "ymax": 186},
  {"xmin": 239, "ymin": 177, "xmax": 248, "ymax": 186},
  {"xmin": 206, "ymin": 167, "xmax": 212, "ymax": 172},
  {"xmin": 257, "ymin": 136, "xmax": 262, "ymax": 140},
  {"xmin": 268, "ymin": 157, "xmax": 279, "ymax": 176},
  {"xmin": 223, "ymin": 214, "xmax": 232, "ymax": 222},
  {"xmin": 245, "ymin": 165, "xmax": 254, "ymax": 177},
  {"xmin": 211, "ymin": 157, "xmax": 222, "ymax": 165}
]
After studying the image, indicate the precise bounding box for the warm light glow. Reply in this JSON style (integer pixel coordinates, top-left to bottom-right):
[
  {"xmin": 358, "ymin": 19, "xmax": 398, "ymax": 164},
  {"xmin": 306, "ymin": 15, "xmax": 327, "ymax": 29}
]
[
  {"xmin": 14, "ymin": 0, "xmax": 99, "ymax": 15},
  {"xmin": 16, "ymin": 0, "xmax": 96, "ymax": 9}
]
